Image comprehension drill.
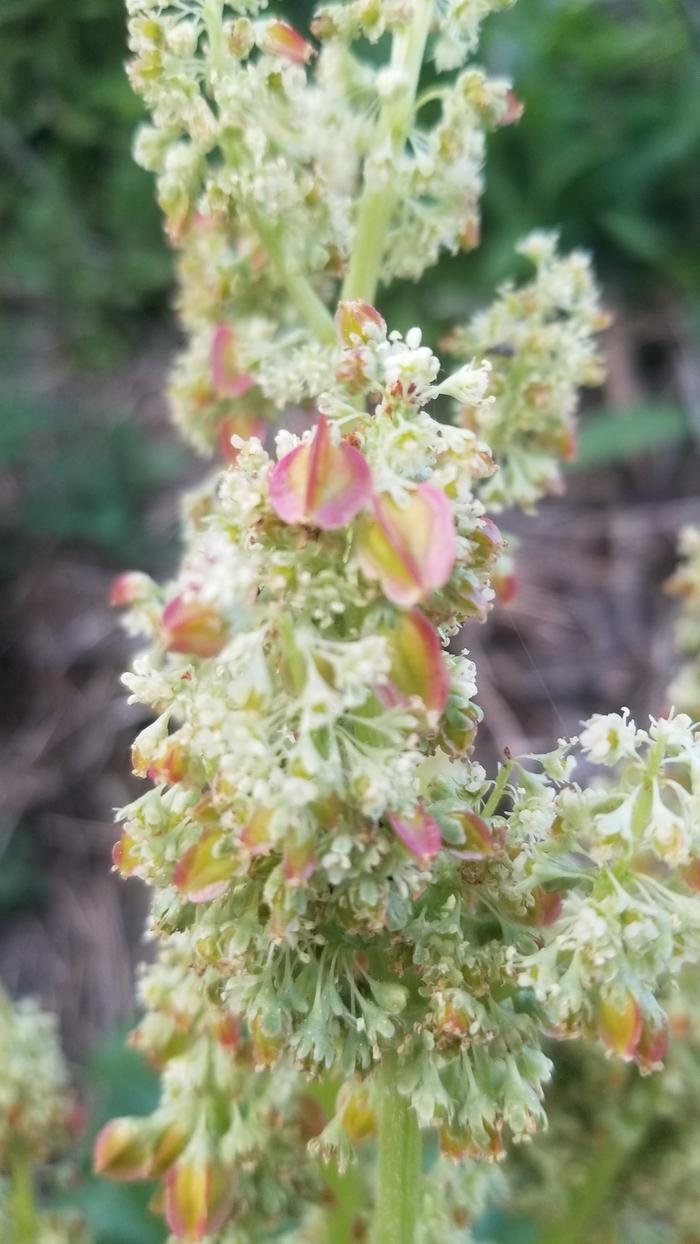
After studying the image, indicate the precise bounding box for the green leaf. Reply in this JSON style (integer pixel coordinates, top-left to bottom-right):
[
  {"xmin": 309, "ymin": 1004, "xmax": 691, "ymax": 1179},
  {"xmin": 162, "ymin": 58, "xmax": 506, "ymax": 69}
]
[{"xmin": 571, "ymin": 405, "xmax": 689, "ymax": 470}]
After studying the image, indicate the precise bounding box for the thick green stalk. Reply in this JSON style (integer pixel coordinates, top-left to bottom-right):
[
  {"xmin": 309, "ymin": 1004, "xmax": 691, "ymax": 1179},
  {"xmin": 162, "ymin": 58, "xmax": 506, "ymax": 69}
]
[
  {"xmin": 371, "ymin": 1056, "xmax": 423, "ymax": 1244},
  {"xmin": 342, "ymin": 0, "xmax": 434, "ymax": 304},
  {"xmin": 9, "ymin": 1147, "xmax": 38, "ymax": 1244}
]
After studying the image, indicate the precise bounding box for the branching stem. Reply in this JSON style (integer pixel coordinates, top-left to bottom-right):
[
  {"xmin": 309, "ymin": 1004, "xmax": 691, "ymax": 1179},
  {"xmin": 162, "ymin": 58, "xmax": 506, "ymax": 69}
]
[
  {"xmin": 342, "ymin": 0, "xmax": 434, "ymax": 304},
  {"xmin": 371, "ymin": 1053, "xmax": 422, "ymax": 1244}
]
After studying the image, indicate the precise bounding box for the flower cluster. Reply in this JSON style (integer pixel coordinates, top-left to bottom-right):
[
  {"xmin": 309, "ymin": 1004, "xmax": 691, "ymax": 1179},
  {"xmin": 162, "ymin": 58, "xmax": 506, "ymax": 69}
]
[
  {"xmin": 127, "ymin": 0, "xmax": 528, "ymax": 452},
  {"xmin": 112, "ymin": 314, "xmax": 507, "ymax": 1079},
  {"xmin": 444, "ymin": 231, "xmax": 608, "ymax": 510},
  {"xmin": 0, "ymin": 987, "xmax": 89, "ymax": 1244},
  {"xmin": 667, "ymin": 525, "xmax": 700, "ymax": 716},
  {"xmin": 95, "ymin": 941, "xmax": 325, "ymax": 1241},
  {"xmin": 96, "ymin": 937, "xmax": 504, "ymax": 1244},
  {"xmin": 112, "ymin": 327, "xmax": 700, "ymax": 1110},
  {"xmin": 516, "ymin": 712, "xmax": 700, "ymax": 1052}
]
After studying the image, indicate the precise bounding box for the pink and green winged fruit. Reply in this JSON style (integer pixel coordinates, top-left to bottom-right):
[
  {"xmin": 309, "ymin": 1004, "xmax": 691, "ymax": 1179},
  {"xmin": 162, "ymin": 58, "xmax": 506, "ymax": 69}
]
[
  {"xmin": 165, "ymin": 1146, "xmax": 235, "ymax": 1240},
  {"xmin": 217, "ymin": 412, "xmax": 266, "ymax": 463},
  {"xmin": 94, "ymin": 1117, "xmax": 186, "ymax": 1184},
  {"xmin": 635, "ymin": 1014, "xmax": 670, "ymax": 1071},
  {"xmin": 160, "ymin": 595, "xmax": 228, "ymax": 658},
  {"xmin": 524, "ymin": 886, "xmax": 564, "ymax": 928},
  {"xmin": 269, "ymin": 414, "xmax": 372, "ymax": 529},
  {"xmin": 261, "ymin": 20, "xmax": 314, "ymax": 63},
  {"xmin": 173, "ymin": 831, "xmax": 234, "ymax": 904},
  {"xmin": 380, "ymin": 608, "xmax": 450, "ymax": 715},
  {"xmin": 210, "ymin": 324, "xmax": 254, "ymax": 398},
  {"xmin": 112, "ymin": 830, "xmax": 139, "ymax": 877},
  {"xmin": 597, "ymin": 992, "xmax": 643, "ymax": 1060},
  {"xmin": 283, "ymin": 834, "xmax": 316, "ymax": 885},
  {"xmin": 109, "ymin": 570, "xmax": 152, "ymax": 608},
  {"xmin": 356, "ymin": 485, "xmax": 456, "ymax": 607},
  {"xmin": 147, "ymin": 738, "xmax": 188, "ymax": 786},
  {"xmin": 451, "ymin": 811, "xmax": 497, "ymax": 859},
  {"xmin": 334, "ymin": 300, "xmax": 387, "ymax": 387},
  {"xmin": 338, "ymin": 1083, "xmax": 376, "ymax": 1144},
  {"xmin": 94, "ymin": 1118, "xmax": 154, "ymax": 1182},
  {"xmin": 439, "ymin": 1120, "xmax": 504, "ymax": 1163},
  {"xmin": 387, "ymin": 805, "xmax": 442, "ymax": 868},
  {"xmin": 335, "ymin": 300, "xmax": 386, "ymax": 346}
]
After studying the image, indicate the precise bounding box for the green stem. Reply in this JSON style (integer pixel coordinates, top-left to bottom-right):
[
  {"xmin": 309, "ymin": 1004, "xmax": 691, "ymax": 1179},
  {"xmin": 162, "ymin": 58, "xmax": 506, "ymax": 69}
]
[
  {"xmin": 202, "ymin": 0, "xmax": 225, "ymax": 75},
  {"xmin": 371, "ymin": 1055, "xmax": 422, "ymax": 1244},
  {"xmin": 482, "ymin": 761, "xmax": 513, "ymax": 819},
  {"xmin": 9, "ymin": 1147, "xmax": 38, "ymax": 1244},
  {"xmin": 204, "ymin": 2, "xmax": 336, "ymax": 346},
  {"xmin": 342, "ymin": 0, "xmax": 434, "ymax": 304},
  {"xmin": 251, "ymin": 211, "xmax": 337, "ymax": 346}
]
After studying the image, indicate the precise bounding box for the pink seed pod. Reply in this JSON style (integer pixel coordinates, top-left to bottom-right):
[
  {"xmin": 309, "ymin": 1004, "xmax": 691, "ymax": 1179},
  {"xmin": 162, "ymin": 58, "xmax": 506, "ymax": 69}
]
[
  {"xmin": 335, "ymin": 299, "xmax": 386, "ymax": 346},
  {"xmin": 161, "ymin": 595, "xmax": 228, "ymax": 658},
  {"xmin": 261, "ymin": 20, "xmax": 314, "ymax": 64},
  {"xmin": 597, "ymin": 992, "xmax": 643, "ymax": 1060},
  {"xmin": 94, "ymin": 1118, "xmax": 153, "ymax": 1183},
  {"xmin": 356, "ymin": 484, "xmax": 456, "ymax": 607},
  {"xmin": 387, "ymin": 805, "xmax": 441, "ymax": 868},
  {"xmin": 634, "ymin": 1014, "xmax": 670, "ymax": 1072},
  {"xmin": 217, "ymin": 413, "xmax": 266, "ymax": 462},
  {"xmin": 379, "ymin": 608, "xmax": 449, "ymax": 715},
  {"xmin": 269, "ymin": 415, "xmax": 372, "ymax": 530},
  {"xmin": 109, "ymin": 571, "xmax": 151, "ymax": 607},
  {"xmin": 173, "ymin": 831, "xmax": 233, "ymax": 903},
  {"xmin": 210, "ymin": 324, "xmax": 254, "ymax": 398},
  {"xmin": 165, "ymin": 1151, "xmax": 235, "ymax": 1240}
]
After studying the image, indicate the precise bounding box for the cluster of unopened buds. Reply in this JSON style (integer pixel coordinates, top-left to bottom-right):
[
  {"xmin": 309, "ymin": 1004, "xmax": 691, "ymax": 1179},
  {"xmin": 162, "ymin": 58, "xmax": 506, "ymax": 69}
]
[
  {"xmin": 94, "ymin": 1, "xmax": 700, "ymax": 1241},
  {"xmin": 0, "ymin": 987, "xmax": 90, "ymax": 1243}
]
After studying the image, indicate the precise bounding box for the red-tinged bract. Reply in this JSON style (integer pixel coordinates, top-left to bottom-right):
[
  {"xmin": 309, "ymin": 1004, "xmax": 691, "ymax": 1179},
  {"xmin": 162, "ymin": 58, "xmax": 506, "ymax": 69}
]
[
  {"xmin": 161, "ymin": 595, "xmax": 228, "ymax": 658},
  {"xmin": 261, "ymin": 20, "xmax": 314, "ymax": 64},
  {"xmin": 173, "ymin": 832, "xmax": 234, "ymax": 903},
  {"xmin": 597, "ymin": 993, "xmax": 643, "ymax": 1060},
  {"xmin": 380, "ymin": 608, "xmax": 450, "ymax": 715},
  {"xmin": 387, "ymin": 806, "xmax": 442, "ymax": 868},
  {"xmin": 269, "ymin": 415, "xmax": 372, "ymax": 530},
  {"xmin": 356, "ymin": 485, "xmax": 456, "ymax": 607},
  {"xmin": 210, "ymin": 324, "xmax": 254, "ymax": 398}
]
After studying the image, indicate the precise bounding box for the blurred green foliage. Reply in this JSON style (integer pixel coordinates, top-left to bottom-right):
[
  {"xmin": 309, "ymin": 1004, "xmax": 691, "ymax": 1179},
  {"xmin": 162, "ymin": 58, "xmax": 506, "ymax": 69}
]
[
  {"xmin": 0, "ymin": 826, "xmax": 46, "ymax": 914},
  {"xmin": 476, "ymin": 0, "xmax": 700, "ymax": 300},
  {"xmin": 0, "ymin": 0, "xmax": 169, "ymax": 364},
  {"xmin": 0, "ymin": 390, "xmax": 188, "ymax": 577},
  {"xmin": 571, "ymin": 402, "xmax": 690, "ymax": 468},
  {"xmin": 65, "ymin": 1032, "xmax": 167, "ymax": 1244}
]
